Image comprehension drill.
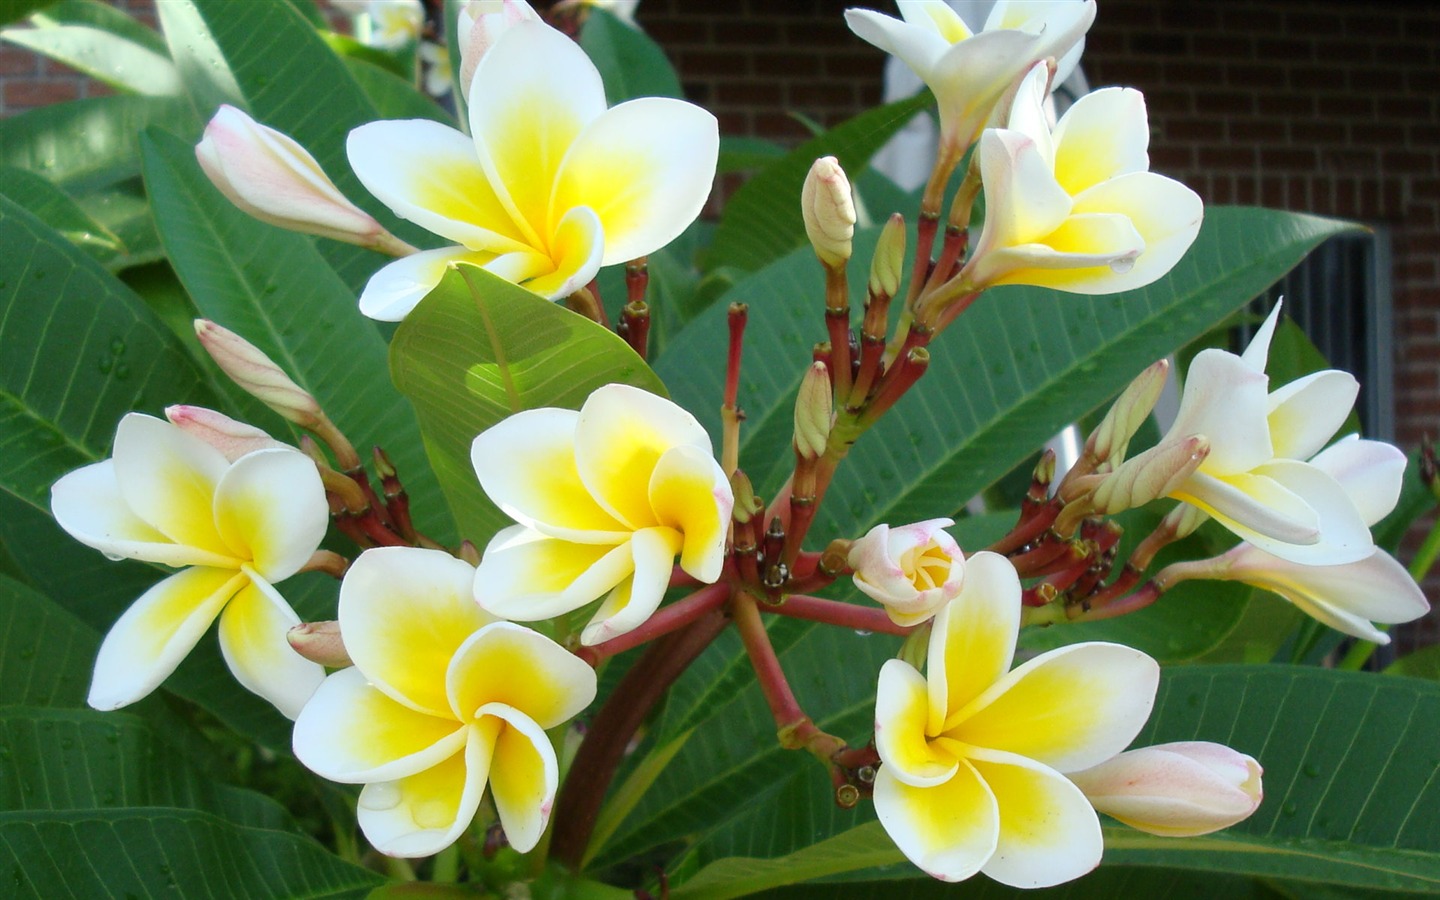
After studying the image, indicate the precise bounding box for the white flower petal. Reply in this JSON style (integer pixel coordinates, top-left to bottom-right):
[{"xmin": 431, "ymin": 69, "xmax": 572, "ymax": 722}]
[
  {"xmin": 648, "ymin": 444, "xmax": 732, "ymax": 583},
  {"xmin": 1173, "ymin": 469, "xmax": 1320, "ymax": 548},
  {"xmin": 1251, "ymin": 459, "xmax": 1373, "ymax": 565},
  {"xmin": 359, "ymin": 246, "xmax": 482, "ymax": 322},
  {"xmin": 1066, "ymin": 172, "xmax": 1204, "ymax": 293},
  {"xmin": 1309, "ymin": 437, "xmax": 1406, "ymax": 526},
  {"xmin": 552, "ymin": 97, "xmax": 717, "ymax": 264},
  {"xmin": 969, "ymin": 750, "xmax": 1104, "ymax": 889},
  {"xmin": 1166, "ymin": 349, "xmax": 1273, "ymax": 475},
  {"xmin": 112, "ymin": 413, "xmax": 232, "ymax": 558},
  {"xmin": 843, "ymin": 9, "xmax": 948, "ymax": 80},
  {"xmin": 1266, "ymin": 369, "xmax": 1359, "ymax": 461},
  {"xmin": 477, "ymin": 702, "xmax": 559, "ymax": 853},
  {"xmin": 579, "ymin": 526, "xmax": 681, "ymax": 645},
  {"xmin": 293, "ymin": 666, "xmax": 468, "ymax": 783},
  {"xmin": 340, "ymin": 547, "xmax": 494, "ymax": 717},
  {"xmin": 516, "ymin": 204, "xmax": 604, "ymax": 300},
  {"xmin": 216, "ymin": 576, "xmax": 324, "ymax": 718},
  {"xmin": 213, "ymin": 448, "xmax": 327, "ymax": 583},
  {"xmin": 929, "ymin": 551, "xmax": 1021, "ymax": 737},
  {"xmin": 88, "ymin": 567, "xmax": 243, "ymax": 711},
  {"xmin": 1052, "ymin": 88, "xmax": 1150, "ymax": 193},
  {"xmin": 876, "ymin": 659, "xmax": 958, "ymax": 788},
  {"xmin": 1239, "ymin": 303, "xmax": 1283, "ymax": 372},
  {"xmin": 475, "ymin": 526, "xmax": 634, "ymax": 622},
  {"xmin": 347, "ymin": 119, "xmax": 532, "ymax": 253},
  {"xmin": 447, "ymin": 622, "xmax": 597, "ymax": 728},
  {"xmin": 357, "ymin": 721, "xmax": 493, "ymax": 858},
  {"xmin": 873, "ymin": 760, "xmax": 999, "ymax": 883}
]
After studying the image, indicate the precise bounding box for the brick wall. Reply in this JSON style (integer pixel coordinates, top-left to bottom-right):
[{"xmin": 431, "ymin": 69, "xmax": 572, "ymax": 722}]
[{"xmin": 5, "ymin": 0, "xmax": 1439, "ymax": 645}]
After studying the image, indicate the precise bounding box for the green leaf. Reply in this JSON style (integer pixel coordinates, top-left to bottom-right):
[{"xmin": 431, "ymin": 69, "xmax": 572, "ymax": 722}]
[
  {"xmin": 322, "ymin": 29, "xmax": 411, "ymax": 79},
  {"xmin": 1, "ymin": 22, "xmax": 180, "ymax": 94},
  {"xmin": 0, "ymin": 0, "xmax": 53, "ymax": 27},
  {"xmin": 743, "ymin": 870, "xmax": 1290, "ymax": 899},
  {"xmin": 389, "ymin": 266, "xmax": 666, "ymax": 545},
  {"xmin": 138, "ymin": 127, "xmax": 450, "ymax": 542},
  {"xmin": 0, "ymin": 575, "xmax": 98, "ymax": 708},
  {"xmin": 703, "ymin": 92, "xmax": 933, "ymax": 273},
  {"xmin": 343, "ymin": 54, "xmax": 450, "ymax": 123},
  {"xmin": 580, "ymin": 8, "xmax": 682, "ymax": 104},
  {"xmin": 0, "ymin": 163, "xmax": 123, "ymax": 262},
  {"xmin": 1385, "ymin": 645, "xmax": 1440, "ymax": 681},
  {"xmin": 0, "ymin": 94, "xmax": 195, "ymax": 192},
  {"xmin": 1, "ymin": 808, "xmax": 382, "ymax": 898},
  {"xmin": 31, "ymin": 0, "xmax": 166, "ymax": 54},
  {"xmin": 157, "ymin": 0, "xmax": 427, "ymax": 293},
  {"xmin": 74, "ymin": 176, "xmax": 164, "ymax": 269}
]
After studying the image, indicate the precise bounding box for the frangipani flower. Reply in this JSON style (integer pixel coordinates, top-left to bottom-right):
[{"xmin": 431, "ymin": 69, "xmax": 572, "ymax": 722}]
[
  {"xmin": 293, "ymin": 547, "xmax": 596, "ymax": 857},
  {"xmin": 347, "ymin": 17, "xmax": 718, "ymax": 320},
  {"xmin": 848, "ymin": 518, "xmax": 964, "ymax": 626},
  {"xmin": 961, "ymin": 62, "xmax": 1203, "ymax": 294},
  {"xmin": 845, "ymin": 0, "xmax": 1095, "ymax": 159},
  {"xmin": 455, "ymin": 0, "xmax": 540, "ymax": 100},
  {"xmin": 1159, "ymin": 304, "xmax": 1374, "ymax": 565},
  {"xmin": 1069, "ymin": 741, "xmax": 1263, "ymax": 838},
  {"xmin": 471, "ymin": 384, "xmax": 732, "ymax": 646},
  {"xmin": 873, "ymin": 551, "xmax": 1158, "ymax": 886},
  {"xmin": 50, "ymin": 414, "xmax": 327, "ymax": 717},
  {"xmin": 1184, "ymin": 436, "xmax": 1428, "ymax": 643},
  {"xmin": 330, "ymin": 0, "xmax": 424, "ymax": 48}
]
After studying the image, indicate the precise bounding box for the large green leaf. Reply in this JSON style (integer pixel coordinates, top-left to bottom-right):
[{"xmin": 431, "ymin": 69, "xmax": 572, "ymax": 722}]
[
  {"xmin": 580, "ymin": 8, "xmax": 683, "ymax": 104},
  {"xmin": 31, "ymin": 0, "xmax": 166, "ymax": 53},
  {"xmin": 138, "ymin": 128, "xmax": 450, "ymax": 542},
  {"xmin": 0, "ymin": 163, "xmax": 122, "ymax": 262},
  {"xmin": 389, "ymin": 266, "xmax": 666, "ymax": 545},
  {"xmin": 0, "ymin": 0, "xmax": 52, "ymax": 27},
  {"xmin": 1, "ymin": 22, "xmax": 180, "ymax": 94},
  {"xmin": 0, "ymin": 94, "xmax": 195, "ymax": 192},
  {"xmin": 703, "ymin": 92, "xmax": 933, "ymax": 273},
  {"xmin": 0, "ymin": 575, "xmax": 98, "ymax": 708},
  {"xmin": 157, "ymin": 0, "xmax": 428, "ymax": 294}
]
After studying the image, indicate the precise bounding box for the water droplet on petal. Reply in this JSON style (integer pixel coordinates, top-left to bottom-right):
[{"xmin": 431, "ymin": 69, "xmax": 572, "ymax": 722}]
[
  {"xmin": 1108, "ymin": 254, "xmax": 1138, "ymax": 275},
  {"xmin": 360, "ymin": 781, "xmax": 402, "ymax": 811},
  {"xmin": 854, "ymin": 629, "xmax": 872, "ymax": 637}
]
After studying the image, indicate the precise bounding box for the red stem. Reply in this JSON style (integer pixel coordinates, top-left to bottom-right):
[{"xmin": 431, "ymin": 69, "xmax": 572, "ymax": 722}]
[
  {"xmin": 576, "ymin": 583, "xmax": 730, "ymax": 666},
  {"xmin": 762, "ymin": 594, "xmax": 913, "ymax": 637}
]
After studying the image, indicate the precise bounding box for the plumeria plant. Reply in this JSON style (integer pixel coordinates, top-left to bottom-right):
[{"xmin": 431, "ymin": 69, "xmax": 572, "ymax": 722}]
[{"xmin": 4, "ymin": 0, "xmax": 1440, "ymax": 897}]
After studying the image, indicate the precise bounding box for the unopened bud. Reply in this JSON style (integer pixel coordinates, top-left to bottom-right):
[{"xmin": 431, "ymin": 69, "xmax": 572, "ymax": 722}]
[
  {"xmin": 730, "ymin": 470, "xmax": 761, "ymax": 524},
  {"xmin": 869, "ymin": 213, "xmax": 906, "ymax": 299},
  {"xmin": 794, "ymin": 362, "xmax": 833, "ymax": 460},
  {"xmin": 165, "ymin": 405, "xmax": 288, "ymax": 462},
  {"xmin": 801, "ymin": 156, "xmax": 855, "ymax": 269},
  {"xmin": 1088, "ymin": 359, "xmax": 1170, "ymax": 465},
  {"xmin": 196, "ymin": 105, "xmax": 385, "ymax": 246},
  {"xmin": 287, "ymin": 620, "xmax": 352, "ymax": 668},
  {"xmin": 195, "ymin": 319, "xmax": 323, "ymax": 428},
  {"xmin": 1069, "ymin": 742, "xmax": 1263, "ymax": 838},
  {"xmin": 1093, "ymin": 435, "xmax": 1209, "ymax": 515},
  {"xmin": 457, "ymin": 0, "xmax": 539, "ymax": 99}
]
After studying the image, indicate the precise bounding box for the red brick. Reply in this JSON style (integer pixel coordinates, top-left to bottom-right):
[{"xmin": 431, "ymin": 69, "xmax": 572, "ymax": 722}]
[
  {"xmin": 3, "ymin": 80, "xmax": 79, "ymax": 107},
  {"xmin": 1225, "ymin": 63, "xmax": 1287, "ymax": 89},
  {"xmin": 1193, "ymin": 89, "xmax": 1255, "ymax": 116},
  {"xmin": 1285, "ymin": 11, "xmax": 1345, "ymax": 36},
  {"xmin": 1199, "ymin": 146, "xmax": 1257, "ymax": 170},
  {"xmin": 1258, "ymin": 93, "xmax": 1316, "ymax": 117},
  {"xmin": 1318, "ymin": 95, "xmax": 1376, "ymax": 119},
  {"xmin": 0, "ymin": 47, "xmax": 37, "ymax": 77},
  {"xmin": 1255, "ymin": 37, "xmax": 1314, "ymax": 62}
]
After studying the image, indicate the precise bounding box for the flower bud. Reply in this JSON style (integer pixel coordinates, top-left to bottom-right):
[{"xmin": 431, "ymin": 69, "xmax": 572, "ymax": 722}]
[
  {"xmin": 196, "ymin": 105, "xmax": 383, "ymax": 245},
  {"xmin": 1069, "ymin": 742, "xmax": 1263, "ymax": 838},
  {"xmin": 194, "ymin": 319, "xmax": 322, "ymax": 428},
  {"xmin": 794, "ymin": 362, "xmax": 833, "ymax": 461},
  {"xmin": 287, "ymin": 621, "xmax": 353, "ymax": 668},
  {"xmin": 867, "ymin": 212, "xmax": 906, "ymax": 299},
  {"xmin": 1092, "ymin": 435, "xmax": 1209, "ymax": 515},
  {"xmin": 457, "ymin": 0, "xmax": 539, "ymax": 100},
  {"xmin": 1088, "ymin": 359, "xmax": 1169, "ymax": 465},
  {"xmin": 164, "ymin": 405, "xmax": 288, "ymax": 462},
  {"xmin": 801, "ymin": 156, "xmax": 856, "ymax": 269},
  {"xmin": 848, "ymin": 518, "xmax": 964, "ymax": 626}
]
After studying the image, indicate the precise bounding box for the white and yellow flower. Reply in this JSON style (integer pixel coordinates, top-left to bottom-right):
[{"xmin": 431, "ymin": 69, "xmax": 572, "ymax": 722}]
[
  {"xmin": 961, "ymin": 61, "xmax": 1203, "ymax": 294},
  {"xmin": 293, "ymin": 547, "xmax": 596, "ymax": 857},
  {"xmin": 845, "ymin": 0, "xmax": 1095, "ymax": 160},
  {"xmin": 1177, "ymin": 435, "xmax": 1428, "ymax": 642},
  {"xmin": 1068, "ymin": 741, "xmax": 1263, "ymax": 838},
  {"xmin": 873, "ymin": 551, "xmax": 1158, "ymax": 886},
  {"xmin": 471, "ymin": 384, "xmax": 732, "ymax": 646},
  {"xmin": 1159, "ymin": 305, "xmax": 1374, "ymax": 565},
  {"xmin": 50, "ymin": 413, "xmax": 327, "ymax": 717},
  {"xmin": 848, "ymin": 518, "xmax": 964, "ymax": 627},
  {"xmin": 346, "ymin": 16, "xmax": 718, "ymax": 319}
]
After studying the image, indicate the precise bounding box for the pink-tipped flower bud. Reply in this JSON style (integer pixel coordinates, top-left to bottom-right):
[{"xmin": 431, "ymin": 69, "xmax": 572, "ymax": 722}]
[
  {"xmin": 801, "ymin": 156, "xmax": 856, "ymax": 269},
  {"xmin": 287, "ymin": 621, "xmax": 353, "ymax": 668},
  {"xmin": 848, "ymin": 518, "xmax": 964, "ymax": 626},
  {"xmin": 1069, "ymin": 742, "xmax": 1263, "ymax": 838},
  {"xmin": 456, "ymin": 0, "xmax": 539, "ymax": 100},
  {"xmin": 1089, "ymin": 359, "xmax": 1170, "ymax": 465},
  {"xmin": 196, "ymin": 105, "xmax": 384, "ymax": 245},
  {"xmin": 869, "ymin": 212, "xmax": 906, "ymax": 299},
  {"xmin": 164, "ymin": 405, "xmax": 288, "ymax": 462},
  {"xmin": 194, "ymin": 319, "xmax": 323, "ymax": 428},
  {"xmin": 1092, "ymin": 435, "xmax": 1210, "ymax": 515},
  {"xmin": 794, "ymin": 361, "xmax": 833, "ymax": 461}
]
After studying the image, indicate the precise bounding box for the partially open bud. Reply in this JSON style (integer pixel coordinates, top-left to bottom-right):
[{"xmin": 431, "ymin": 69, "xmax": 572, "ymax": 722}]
[
  {"xmin": 1069, "ymin": 742, "xmax": 1263, "ymax": 838},
  {"xmin": 287, "ymin": 621, "xmax": 353, "ymax": 669},
  {"xmin": 196, "ymin": 105, "xmax": 385, "ymax": 245},
  {"xmin": 869, "ymin": 212, "xmax": 906, "ymax": 299},
  {"xmin": 801, "ymin": 156, "xmax": 856, "ymax": 269},
  {"xmin": 457, "ymin": 0, "xmax": 540, "ymax": 99},
  {"xmin": 1088, "ymin": 359, "xmax": 1170, "ymax": 466},
  {"xmin": 1093, "ymin": 435, "xmax": 1210, "ymax": 515},
  {"xmin": 195, "ymin": 319, "xmax": 322, "ymax": 428},
  {"xmin": 794, "ymin": 361, "xmax": 833, "ymax": 461},
  {"xmin": 848, "ymin": 518, "xmax": 964, "ymax": 626},
  {"xmin": 165, "ymin": 405, "xmax": 288, "ymax": 462}
]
